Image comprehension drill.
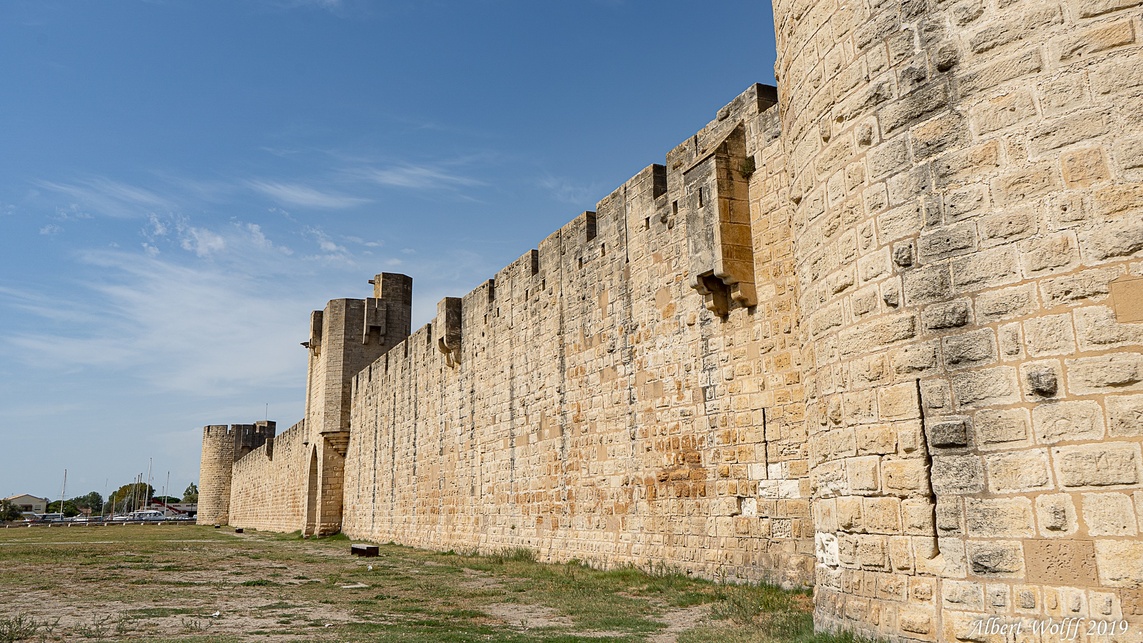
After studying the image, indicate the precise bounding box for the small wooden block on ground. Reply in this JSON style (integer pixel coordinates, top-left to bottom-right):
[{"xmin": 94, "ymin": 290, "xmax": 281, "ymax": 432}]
[{"xmin": 351, "ymin": 544, "xmax": 379, "ymax": 557}]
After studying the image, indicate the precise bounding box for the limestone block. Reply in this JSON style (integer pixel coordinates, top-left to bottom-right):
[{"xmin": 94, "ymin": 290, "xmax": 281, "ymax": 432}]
[
  {"xmin": 1022, "ymin": 232, "xmax": 1079, "ymax": 275},
  {"xmin": 1108, "ymin": 394, "xmax": 1143, "ymax": 437},
  {"xmin": 863, "ymin": 497, "xmax": 902, "ymax": 534},
  {"xmin": 1025, "ymin": 539, "xmax": 1098, "ymax": 585},
  {"xmin": 984, "ymin": 449, "xmax": 1051, "ymax": 493},
  {"xmin": 1029, "ymin": 110, "xmax": 1110, "ymax": 155},
  {"xmin": 1032, "ymin": 400, "xmax": 1105, "ymax": 444},
  {"xmin": 951, "ymin": 366, "xmax": 1020, "ymax": 409},
  {"xmin": 974, "ymin": 407, "xmax": 1030, "ymax": 448},
  {"xmin": 938, "ymin": 497, "xmax": 964, "ymax": 535},
  {"xmin": 1039, "ymin": 72, "xmax": 1089, "ymax": 117},
  {"xmin": 1039, "ymin": 266, "xmax": 1120, "ymax": 307},
  {"xmin": 1074, "ymin": 305, "xmax": 1143, "ymax": 351},
  {"xmin": 1023, "ymin": 313, "xmax": 1075, "ymax": 356},
  {"xmin": 1083, "ymin": 492, "xmax": 1137, "ymax": 536},
  {"xmin": 951, "ymin": 0, "xmax": 984, "ymax": 24},
  {"xmin": 931, "ymin": 455, "xmax": 985, "ymax": 494},
  {"xmin": 1051, "ymin": 193, "xmax": 1089, "ymax": 227},
  {"xmin": 879, "ymin": 81, "xmax": 948, "ymax": 135},
  {"xmin": 875, "ymin": 460, "xmax": 921, "ymax": 500},
  {"xmin": 955, "ymin": 48, "xmax": 1043, "ymax": 96},
  {"xmin": 855, "ymin": 425, "xmax": 897, "ymax": 455},
  {"xmin": 943, "ymin": 184, "xmax": 989, "ymax": 220},
  {"xmin": 898, "ymin": 606, "xmax": 936, "ymax": 640},
  {"xmin": 952, "ymin": 247, "xmax": 1021, "ymax": 290},
  {"xmin": 816, "ymin": 531, "xmax": 841, "ymax": 566},
  {"xmin": 1021, "ymin": 360, "xmax": 1061, "ymax": 398},
  {"xmin": 968, "ymin": 3, "xmax": 1062, "ymax": 54},
  {"xmin": 910, "ymin": 111, "xmax": 970, "ymax": 160},
  {"xmin": 980, "ymin": 207, "xmax": 1036, "ymax": 247},
  {"xmin": 974, "ymin": 283, "xmax": 1037, "ymax": 323},
  {"xmin": 1095, "ymin": 540, "xmax": 1143, "ymax": 587},
  {"xmin": 848, "ymin": 455, "xmax": 881, "ymax": 492},
  {"xmin": 919, "ymin": 221, "xmax": 977, "ymax": 261},
  {"xmin": 966, "ymin": 540, "xmax": 1024, "ymax": 577},
  {"xmin": 997, "ymin": 323, "xmax": 1023, "ymax": 360},
  {"xmin": 838, "ymin": 315, "xmax": 918, "ymax": 357},
  {"xmin": 964, "ymin": 497, "xmax": 1035, "ymax": 538},
  {"xmin": 858, "ymin": 535, "xmax": 890, "ymax": 570},
  {"xmin": 886, "ymin": 535, "xmax": 913, "ymax": 572},
  {"xmin": 971, "ymin": 89, "xmax": 1037, "ymax": 134},
  {"xmin": 857, "ymin": 249, "xmax": 891, "ymax": 284},
  {"xmin": 877, "ymin": 201, "xmax": 925, "ymax": 245},
  {"xmin": 1080, "ymin": 216, "xmax": 1143, "ymax": 262},
  {"xmin": 1015, "ymin": 585, "xmax": 1040, "ymax": 612},
  {"xmin": 902, "ymin": 498, "xmax": 937, "ymax": 535},
  {"xmin": 934, "ymin": 140, "xmax": 1001, "ymax": 186},
  {"xmin": 942, "ymin": 579, "xmax": 984, "ymax": 610},
  {"xmin": 1055, "ymin": 442, "xmax": 1141, "ymax": 488},
  {"xmin": 879, "ymin": 382, "xmax": 922, "ymax": 421},
  {"xmin": 867, "ymin": 137, "xmax": 908, "ymax": 181},
  {"xmin": 928, "ymin": 418, "xmax": 969, "ymax": 448},
  {"xmin": 890, "ymin": 340, "xmax": 940, "ymax": 375},
  {"xmin": 1135, "ymin": 492, "xmax": 1143, "ymax": 533},
  {"xmin": 1037, "ymin": 495, "xmax": 1078, "ymax": 536},
  {"xmin": 934, "ymin": 537, "xmax": 968, "ymax": 577},
  {"xmin": 837, "ymin": 496, "xmax": 864, "ymax": 531},
  {"xmin": 942, "ymin": 328, "xmax": 997, "ymax": 369},
  {"xmin": 1066, "ymin": 353, "xmax": 1143, "ymax": 395},
  {"xmin": 1116, "ymin": 135, "xmax": 1143, "ymax": 171},
  {"xmin": 1061, "ymin": 148, "xmax": 1111, "ymax": 188}
]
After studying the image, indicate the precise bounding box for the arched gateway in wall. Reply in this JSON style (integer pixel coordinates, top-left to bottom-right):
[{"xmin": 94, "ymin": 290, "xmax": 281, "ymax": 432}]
[{"xmin": 201, "ymin": 3, "xmax": 1143, "ymax": 638}]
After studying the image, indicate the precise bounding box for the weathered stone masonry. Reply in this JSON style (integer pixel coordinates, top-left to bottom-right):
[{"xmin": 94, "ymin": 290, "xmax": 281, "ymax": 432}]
[{"xmin": 201, "ymin": 0, "xmax": 1143, "ymax": 635}]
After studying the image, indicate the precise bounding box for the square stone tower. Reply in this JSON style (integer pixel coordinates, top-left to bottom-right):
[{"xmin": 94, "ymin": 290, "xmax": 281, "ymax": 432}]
[{"xmin": 300, "ymin": 272, "xmax": 412, "ymax": 535}]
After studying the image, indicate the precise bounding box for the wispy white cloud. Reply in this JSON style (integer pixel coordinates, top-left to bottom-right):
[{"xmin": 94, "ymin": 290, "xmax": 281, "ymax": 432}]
[
  {"xmin": 1, "ymin": 247, "xmax": 317, "ymax": 396},
  {"xmin": 139, "ymin": 214, "xmax": 295, "ymax": 261},
  {"xmin": 343, "ymin": 235, "xmax": 383, "ymax": 248},
  {"xmin": 179, "ymin": 225, "xmax": 227, "ymax": 257},
  {"xmin": 33, "ymin": 178, "xmax": 171, "ymax": 217},
  {"xmin": 301, "ymin": 226, "xmax": 354, "ymax": 264},
  {"xmin": 247, "ymin": 180, "xmax": 370, "ymax": 209},
  {"xmin": 356, "ymin": 164, "xmax": 484, "ymax": 190},
  {"xmin": 39, "ymin": 224, "xmax": 61, "ymax": 236}
]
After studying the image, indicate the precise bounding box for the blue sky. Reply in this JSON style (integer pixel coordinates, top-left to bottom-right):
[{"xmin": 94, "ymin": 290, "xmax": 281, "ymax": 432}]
[{"xmin": 0, "ymin": 0, "xmax": 777, "ymax": 503}]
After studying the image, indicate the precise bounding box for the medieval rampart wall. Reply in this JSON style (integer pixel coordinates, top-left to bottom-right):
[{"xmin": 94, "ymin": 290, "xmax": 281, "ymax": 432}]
[
  {"xmin": 228, "ymin": 420, "xmax": 308, "ymax": 533},
  {"xmin": 339, "ymin": 85, "xmax": 816, "ymax": 585},
  {"xmin": 204, "ymin": 23, "xmax": 1143, "ymax": 634}
]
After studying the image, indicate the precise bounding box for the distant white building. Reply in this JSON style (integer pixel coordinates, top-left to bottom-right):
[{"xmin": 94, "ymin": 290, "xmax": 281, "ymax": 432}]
[{"xmin": 4, "ymin": 494, "xmax": 49, "ymax": 514}]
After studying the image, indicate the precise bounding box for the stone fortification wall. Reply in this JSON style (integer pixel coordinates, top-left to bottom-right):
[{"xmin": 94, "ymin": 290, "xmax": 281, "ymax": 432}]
[
  {"xmin": 228, "ymin": 420, "xmax": 308, "ymax": 533},
  {"xmin": 771, "ymin": 0, "xmax": 1143, "ymax": 631},
  {"xmin": 197, "ymin": 422, "xmax": 275, "ymax": 525},
  {"xmin": 340, "ymin": 84, "xmax": 816, "ymax": 585},
  {"xmin": 202, "ymin": 18, "xmax": 1143, "ymax": 633}
]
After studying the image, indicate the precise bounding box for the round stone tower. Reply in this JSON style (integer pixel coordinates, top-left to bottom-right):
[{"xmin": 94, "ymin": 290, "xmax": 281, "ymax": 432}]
[
  {"xmin": 197, "ymin": 424, "xmax": 235, "ymax": 525},
  {"xmin": 773, "ymin": 0, "xmax": 1143, "ymax": 636}
]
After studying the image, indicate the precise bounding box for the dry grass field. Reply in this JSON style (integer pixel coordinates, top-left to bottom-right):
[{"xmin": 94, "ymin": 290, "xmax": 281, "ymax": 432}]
[{"xmin": 0, "ymin": 524, "xmax": 862, "ymax": 642}]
